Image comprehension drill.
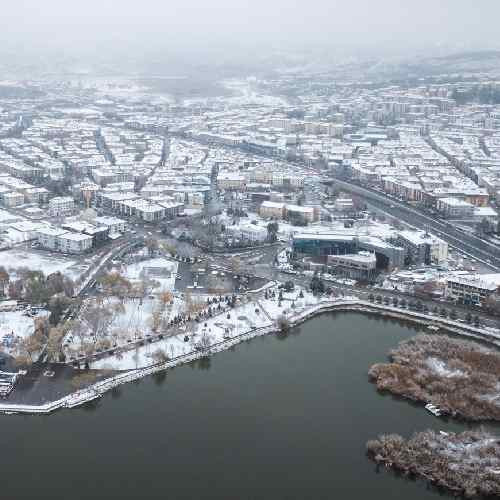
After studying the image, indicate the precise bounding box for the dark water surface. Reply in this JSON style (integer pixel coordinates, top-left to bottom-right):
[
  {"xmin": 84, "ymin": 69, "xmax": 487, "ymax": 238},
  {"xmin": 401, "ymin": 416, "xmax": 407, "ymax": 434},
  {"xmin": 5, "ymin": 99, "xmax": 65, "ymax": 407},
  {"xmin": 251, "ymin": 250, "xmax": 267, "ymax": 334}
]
[{"xmin": 1, "ymin": 312, "xmax": 496, "ymax": 500}]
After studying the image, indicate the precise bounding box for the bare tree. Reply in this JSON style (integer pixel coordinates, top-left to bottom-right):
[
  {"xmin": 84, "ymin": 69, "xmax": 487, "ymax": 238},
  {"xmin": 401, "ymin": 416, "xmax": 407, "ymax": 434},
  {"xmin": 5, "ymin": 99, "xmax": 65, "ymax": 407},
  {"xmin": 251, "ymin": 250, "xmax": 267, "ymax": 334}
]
[
  {"xmin": 46, "ymin": 326, "xmax": 65, "ymax": 363},
  {"xmin": 152, "ymin": 348, "xmax": 168, "ymax": 364},
  {"xmin": 0, "ymin": 266, "xmax": 9, "ymax": 296},
  {"xmin": 145, "ymin": 237, "xmax": 159, "ymax": 257},
  {"xmin": 83, "ymin": 302, "xmax": 114, "ymax": 343}
]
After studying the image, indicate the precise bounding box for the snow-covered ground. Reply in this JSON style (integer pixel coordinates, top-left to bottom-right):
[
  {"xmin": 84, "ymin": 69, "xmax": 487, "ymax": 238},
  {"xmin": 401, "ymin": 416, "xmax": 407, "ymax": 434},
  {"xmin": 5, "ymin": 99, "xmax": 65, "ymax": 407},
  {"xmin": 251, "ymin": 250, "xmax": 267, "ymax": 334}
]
[
  {"xmin": 0, "ymin": 209, "xmax": 21, "ymax": 224},
  {"xmin": 0, "ymin": 308, "xmax": 49, "ymax": 354},
  {"xmin": 91, "ymin": 286, "xmax": 330, "ymax": 371},
  {"xmin": 91, "ymin": 299, "xmax": 272, "ymax": 371},
  {"xmin": 425, "ymin": 357, "xmax": 465, "ymax": 378},
  {"xmin": 63, "ymin": 292, "xmax": 187, "ymax": 358},
  {"xmin": 121, "ymin": 257, "xmax": 178, "ymax": 292},
  {"xmin": 0, "ymin": 249, "xmax": 79, "ymax": 276}
]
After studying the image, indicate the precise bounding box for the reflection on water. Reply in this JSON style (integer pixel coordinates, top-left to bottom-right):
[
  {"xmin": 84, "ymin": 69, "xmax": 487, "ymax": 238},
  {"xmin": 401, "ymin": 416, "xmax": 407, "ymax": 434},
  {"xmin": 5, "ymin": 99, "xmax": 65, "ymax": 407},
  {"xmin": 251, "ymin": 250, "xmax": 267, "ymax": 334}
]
[{"xmin": 152, "ymin": 371, "xmax": 167, "ymax": 385}]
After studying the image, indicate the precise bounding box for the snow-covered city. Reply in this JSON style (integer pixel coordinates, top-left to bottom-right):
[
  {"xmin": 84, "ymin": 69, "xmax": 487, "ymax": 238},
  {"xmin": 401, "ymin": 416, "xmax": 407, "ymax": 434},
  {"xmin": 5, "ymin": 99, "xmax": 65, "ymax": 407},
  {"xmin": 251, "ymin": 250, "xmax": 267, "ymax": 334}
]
[{"xmin": 1, "ymin": 1, "xmax": 500, "ymax": 499}]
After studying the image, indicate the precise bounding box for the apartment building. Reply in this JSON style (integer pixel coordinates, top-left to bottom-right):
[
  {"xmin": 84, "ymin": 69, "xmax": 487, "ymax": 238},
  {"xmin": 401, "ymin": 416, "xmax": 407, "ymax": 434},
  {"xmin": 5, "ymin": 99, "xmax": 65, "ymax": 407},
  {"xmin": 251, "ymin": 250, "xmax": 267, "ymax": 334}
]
[
  {"xmin": 58, "ymin": 232, "xmax": 93, "ymax": 254},
  {"xmin": 436, "ymin": 197, "xmax": 475, "ymax": 218},
  {"xmin": 286, "ymin": 204, "xmax": 315, "ymax": 224},
  {"xmin": 49, "ymin": 196, "xmax": 75, "ymax": 217},
  {"xmin": 3, "ymin": 191, "xmax": 24, "ymax": 207},
  {"xmin": 37, "ymin": 227, "xmax": 93, "ymax": 254},
  {"xmin": 217, "ymin": 172, "xmax": 246, "ymax": 190},
  {"xmin": 259, "ymin": 201, "xmax": 286, "ymax": 219},
  {"xmin": 445, "ymin": 275, "xmax": 497, "ymax": 305}
]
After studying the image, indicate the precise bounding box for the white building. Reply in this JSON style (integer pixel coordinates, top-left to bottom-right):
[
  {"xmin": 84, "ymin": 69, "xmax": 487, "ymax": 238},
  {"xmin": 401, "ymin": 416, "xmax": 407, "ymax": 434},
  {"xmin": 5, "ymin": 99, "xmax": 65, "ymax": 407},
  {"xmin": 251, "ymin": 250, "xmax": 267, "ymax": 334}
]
[
  {"xmin": 119, "ymin": 199, "xmax": 166, "ymax": 222},
  {"xmin": 3, "ymin": 191, "xmax": 24, "ymax": 207},
  {"xmin": 436, "ymin": 197, "xmax": 474, "ymax": 218},
  {"xmin": 49, "ymin": 196, "xmax": 75, "ymax": 217},
  {"xmin": 58, "ymin": 232, "xmax": 93, "ymax": 254},
  {"xmin": 260, "ymin": 201, "xmax": 285, "ymax": 219},
  {"xmin": 396, "ymin": 230, "xmax": 448, "ymax": 265},
  {"xmin": 217, "ymin": 172, "xmax": 246, "ymax": 190},
  {"xmin": 94, "ymin": 216, "xmax": 127, "ymax": 234},
  {"xmin": 37, "ymin": 227, "xmax": 92, "ymax": 254},
  {"xmin": 227, "ymin": 223, "xmax": 268, "ymax": 243},
  {"xmin": 327, "ymin": 251, "xmax": 377, "ymax": 280},
  {"xmin": 25, "ymin": 187, "xmax": 50, "ymax": 204},
  {"xmin": 334, "ymin": 197, "xmax": 354, "ymax": 212},
  {"xmin": 445, "ymin": 275, "xmax": 498, "ymax": 305}
]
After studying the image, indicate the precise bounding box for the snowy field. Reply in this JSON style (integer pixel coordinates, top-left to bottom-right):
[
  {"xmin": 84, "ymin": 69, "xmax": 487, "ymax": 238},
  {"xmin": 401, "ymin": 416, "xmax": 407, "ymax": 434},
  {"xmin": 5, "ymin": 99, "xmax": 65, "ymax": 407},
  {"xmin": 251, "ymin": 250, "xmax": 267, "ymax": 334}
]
[
  {"xmin": 122, "ymin": 257, "xmax": 178, "ymax": 293},
  {"xmin": 0, "ymin": 248, "xmax": 92, "ymax": 282},
  {"xmin": 0, "ymin": 249, "xmax": 76, "ymax": 274}
]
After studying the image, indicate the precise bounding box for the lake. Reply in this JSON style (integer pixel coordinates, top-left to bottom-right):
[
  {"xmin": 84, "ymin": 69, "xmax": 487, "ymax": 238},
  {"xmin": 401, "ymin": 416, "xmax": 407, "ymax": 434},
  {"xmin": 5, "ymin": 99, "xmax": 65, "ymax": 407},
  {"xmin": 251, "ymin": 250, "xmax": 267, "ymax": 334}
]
[{"xmin": 1, "ymin": 312, "xmax": 496, "ymax": 500}]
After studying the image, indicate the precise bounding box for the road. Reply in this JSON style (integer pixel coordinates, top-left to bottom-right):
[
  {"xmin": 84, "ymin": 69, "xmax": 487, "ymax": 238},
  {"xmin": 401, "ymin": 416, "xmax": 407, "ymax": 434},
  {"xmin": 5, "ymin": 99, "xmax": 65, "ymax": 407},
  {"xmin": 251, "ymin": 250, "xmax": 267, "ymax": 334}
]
[
  {"xmin": 275, "ymin": 269, "xmax": 500, "ymax": 329},
  {"xmin": 326, "ymin": 178, "xmax": 500, "ymax": 271}
]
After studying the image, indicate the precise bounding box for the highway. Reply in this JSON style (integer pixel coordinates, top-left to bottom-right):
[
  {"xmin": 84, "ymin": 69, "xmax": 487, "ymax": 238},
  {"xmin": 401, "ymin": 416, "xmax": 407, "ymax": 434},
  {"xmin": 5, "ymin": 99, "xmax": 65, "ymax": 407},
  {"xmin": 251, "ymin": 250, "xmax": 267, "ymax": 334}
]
[{"xmin": 326, "ymin": 178, "xmax": 500, "ymax": 271}]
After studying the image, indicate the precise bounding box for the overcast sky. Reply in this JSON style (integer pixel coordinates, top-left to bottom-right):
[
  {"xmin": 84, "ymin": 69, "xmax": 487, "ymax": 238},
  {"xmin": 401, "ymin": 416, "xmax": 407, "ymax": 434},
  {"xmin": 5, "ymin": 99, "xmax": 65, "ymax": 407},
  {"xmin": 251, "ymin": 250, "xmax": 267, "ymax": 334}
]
[{"xmin": 2, "ymin": 1, "xmax": 499, "ymax": 56}]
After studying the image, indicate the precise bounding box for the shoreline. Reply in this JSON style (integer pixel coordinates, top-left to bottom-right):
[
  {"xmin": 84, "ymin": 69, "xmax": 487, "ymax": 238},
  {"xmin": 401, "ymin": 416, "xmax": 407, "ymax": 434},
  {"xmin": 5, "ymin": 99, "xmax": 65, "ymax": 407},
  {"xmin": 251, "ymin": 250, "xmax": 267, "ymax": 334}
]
[{"xmin": 1, "ymin": 299, "xmax": 500, "ymax": 415}]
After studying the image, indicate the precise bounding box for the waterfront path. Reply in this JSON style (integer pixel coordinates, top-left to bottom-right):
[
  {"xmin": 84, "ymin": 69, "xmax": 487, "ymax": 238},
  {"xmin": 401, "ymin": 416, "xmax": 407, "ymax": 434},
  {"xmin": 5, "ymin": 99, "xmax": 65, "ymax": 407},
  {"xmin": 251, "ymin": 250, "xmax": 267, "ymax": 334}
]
[{"xmin": 1, "ymin": 296, "xmax": 499, "ymax": 415}]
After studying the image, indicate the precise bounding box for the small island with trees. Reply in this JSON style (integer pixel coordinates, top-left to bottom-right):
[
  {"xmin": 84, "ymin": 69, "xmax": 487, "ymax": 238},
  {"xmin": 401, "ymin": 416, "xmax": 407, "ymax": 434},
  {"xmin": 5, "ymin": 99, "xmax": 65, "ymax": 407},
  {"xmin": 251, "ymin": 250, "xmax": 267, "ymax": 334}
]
[
  {"xmin": 366, "ymin": 429, "xmax": 500, "ymax": 498},
  {"xmin": 368, "ymin": 334, "xmax": 500, "ymax": 421}
]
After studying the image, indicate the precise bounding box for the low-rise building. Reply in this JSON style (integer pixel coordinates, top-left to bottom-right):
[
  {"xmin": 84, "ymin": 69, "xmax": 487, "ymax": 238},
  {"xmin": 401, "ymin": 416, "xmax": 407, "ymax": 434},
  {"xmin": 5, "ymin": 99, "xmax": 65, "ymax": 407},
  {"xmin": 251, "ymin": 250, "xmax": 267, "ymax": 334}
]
[
  {"xmin": 327, "ymin": 251, "xmax": 377, "ymax": 281},
  {"xmin": 94, "ymin": 216, "xmax": 127, "ymax": 234},
  {"xmin": 396, "ymin": 230, "xmax": 448, "ymax": 265},
  {"xmin": 285, "ymin": 204, "xmax": 315, "ymax": 224},
  {"xmin": 37, "ymin": 226, "xmax": 93, "ymax": 254},
  {"xmin": 217, "ymin": 172, "xmax": 246, "ymax": 190},
  {"xmin": 36, "ymin": 227, "xmax": 67, "ymax": 252},
  {"xmin": 62, "ymin": 221, "xmax": 109, "ymax": 247},
  {"xmin": 445, "ymin": 275, "xmax": 498, "ymax": 305},
  {"xmin": 25, "ymin": 188, "xmax": 50, "ymax": 204},
  {"xmin": 260, "ymin": 201, "xmax": 285, "ymax": 219},
  {"xmin": 57, "ymin": 232, "xmax": 93, "ymax": 254},
  {"xmin": 436, "ymin": 197, "xmax": 475, "ymax": 218},
  {"xmin": 226, "ymin": 223, "xmax": 268, "ymax": 243},
  {"xmin": 3, "ymin": 191, "xmax": 24, "ymax": 207},
  {"xmin": 292, "ymin": 230, "xmax": 405, "ymax": 269},
  {"xmin": 119, "ymin": 199, "xmax": 166, "ymax": 222},
  {"xmin": 334, "ymin": 197, "xmax": 354, "ymax": 212}
]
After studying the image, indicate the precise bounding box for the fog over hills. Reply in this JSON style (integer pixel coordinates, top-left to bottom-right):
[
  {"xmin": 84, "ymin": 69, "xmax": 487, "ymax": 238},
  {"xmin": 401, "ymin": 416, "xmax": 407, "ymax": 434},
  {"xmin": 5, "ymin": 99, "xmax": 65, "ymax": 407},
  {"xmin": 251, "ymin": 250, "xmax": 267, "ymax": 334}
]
[{"xmin": 1, "ymin": 0, "xmax": 500, "ymax": 77}]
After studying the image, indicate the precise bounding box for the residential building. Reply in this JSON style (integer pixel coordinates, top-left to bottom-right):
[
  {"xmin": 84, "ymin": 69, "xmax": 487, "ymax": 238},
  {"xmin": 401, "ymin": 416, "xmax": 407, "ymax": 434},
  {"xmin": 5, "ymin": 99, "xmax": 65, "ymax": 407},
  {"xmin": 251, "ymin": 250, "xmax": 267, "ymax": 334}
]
[
  {"xmin": 259, "ymin": 201, "xmax": 285, "ymax": 219},
  {"xmin": 94, "ymin": 216, "xmax": 127, "ymax": 234},
  {"xmin": 436, "ymin": 197, "xmax": 475, "ymax": 218},
  {"xmin": 49, "ymin": 196, "xmax": 75, "ymax": 217},
  {"xmin": 445, "ymin": 275, "xmax": 497, "ymax": 305},
  {"xmin": 3, "ymin": 191, "xmax": 24, "ymax": 207}
]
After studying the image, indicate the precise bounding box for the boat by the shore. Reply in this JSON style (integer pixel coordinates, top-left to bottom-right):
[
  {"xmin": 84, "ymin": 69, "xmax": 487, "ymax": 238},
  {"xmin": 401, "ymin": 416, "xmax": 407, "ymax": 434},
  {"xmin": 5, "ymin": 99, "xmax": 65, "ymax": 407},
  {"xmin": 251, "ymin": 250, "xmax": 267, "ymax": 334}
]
[
  {"xmin": 425, "ymin": 403, "xmax": 442, "ymax": 417},
  {"xmin": 427, "ymin": 325, "xmax": 439, "ymax": 332}
]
